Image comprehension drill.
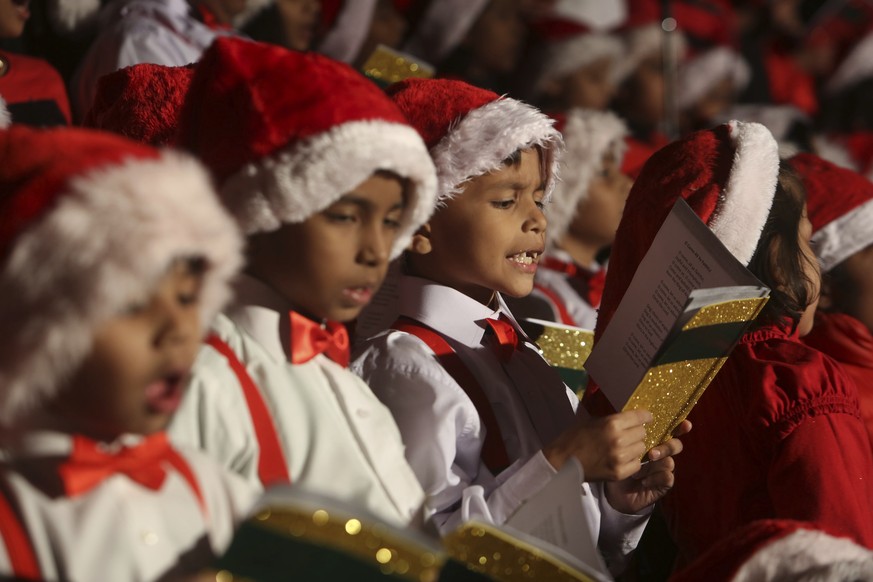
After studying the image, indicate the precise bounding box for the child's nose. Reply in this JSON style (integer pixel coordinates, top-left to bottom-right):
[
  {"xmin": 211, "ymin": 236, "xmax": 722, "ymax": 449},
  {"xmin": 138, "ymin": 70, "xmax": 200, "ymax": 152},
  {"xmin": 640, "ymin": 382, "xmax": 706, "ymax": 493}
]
[
  {"xmin": 154, "ymin": 298, "xmax": 199, "ymax": 350},
  {"xmin": 357, "ymin": 223, "xmax": 391, "ymax": 266}
]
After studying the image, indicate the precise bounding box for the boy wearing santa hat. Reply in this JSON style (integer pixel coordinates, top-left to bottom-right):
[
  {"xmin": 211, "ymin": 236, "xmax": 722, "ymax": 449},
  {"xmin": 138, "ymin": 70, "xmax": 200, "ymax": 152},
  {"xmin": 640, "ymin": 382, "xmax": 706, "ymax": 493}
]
[
  {"xmin": 168, "ymin": 37, "xmax": 438, "ymax": 529},
  {"xmin": 352, "ymin": 77, "xmax": 688, "ymax": 575},
  {"xmin": 0, "ymin": 123, "xmax": 255, "ymax": 580}
]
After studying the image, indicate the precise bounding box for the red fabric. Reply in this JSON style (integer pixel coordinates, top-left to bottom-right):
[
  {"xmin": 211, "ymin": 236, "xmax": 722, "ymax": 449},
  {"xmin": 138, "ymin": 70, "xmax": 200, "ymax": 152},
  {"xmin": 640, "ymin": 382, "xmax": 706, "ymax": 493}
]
[
  {"xmin": 393, "ymin": 316, "xmax": 511, "ymax": 473},
  {"xmin": 177, "ymin": 37, "xmax": 411, "ymax": 184},
  {"xmin": 386, "ymin": 78, "xmax": 498, "ymax": 149},
  {"xmin": 540, "ymin": 256, "xmax": 606, "ymax": 306},
  {"xmin": 0, "ymin": 486, "xmax": 40, "ymax": 580},
  {"xmin": 791, "ymin": 152, "xmax": 873, "ymax": 234},
  {"xmin": 803, "ymin": 311, "xmax": 873, "ymax": 446},
  {"xmin": 764, "ymin": 49, "xmax": 818, "ymax": 116},
  {"xmin": 289, "ymin": 311, "xmax": 350, "ymax": 367},
  {"xmin": 620, "ymin": 134, "xmax": 668, "ymax": 180},
  {"xmin": 483, "ymin": 316, "xmax": 521, "ymax": 362},
  {"xmin": 195, "ymin": 4, "xmax": 232, "ymax": 30},
  {"xmin": 0, "ymin": 51, "xmax": 71, "ymax": 124},
  {"xmin": 661, "ymin": 323, "xmax": 873, "ymax": 568},
  {"xmin": 0, "ymin": 126, "xmax": 159, "ymax": 260},
  {"xmin": 83, "ymin": 63, "xmax": 194, "ymax": 147},
  {"xmin": 842, "ymin": 132, "xmax": 873, "ymax": 176},
  {"xmin": 58, "ymin": 433, "xmax": 175, "ymax": 497},
  {"xmin": 206, "ymin": 335, "xmax": 291, "ymax": 487}
]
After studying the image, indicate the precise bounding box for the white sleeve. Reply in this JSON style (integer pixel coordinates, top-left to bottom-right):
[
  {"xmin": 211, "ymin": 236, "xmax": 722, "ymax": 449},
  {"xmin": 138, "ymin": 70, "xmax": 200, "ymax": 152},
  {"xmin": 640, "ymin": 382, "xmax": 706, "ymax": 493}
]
[
  {"xmin": 592, "ymin": 482, "xmax": 650, "ymax": 576},
  {"xmin": 352, "ymin": 333, "xmax": 556, "ymax": 535},
  {"xmin": 168, "ymin": 346, "xmax": 263, "ymax": 490}
]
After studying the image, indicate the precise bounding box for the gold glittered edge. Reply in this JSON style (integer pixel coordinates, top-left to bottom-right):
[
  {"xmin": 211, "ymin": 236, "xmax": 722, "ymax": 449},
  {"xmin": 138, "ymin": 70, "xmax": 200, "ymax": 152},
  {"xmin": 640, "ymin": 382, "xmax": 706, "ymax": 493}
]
[
  {"xmin": 535, "ymin": 328, "xmax": 595, "ymax": 371},
  {"xmin": 250, "ymin": 508, "xmax": 444, "ymax": 581},
  {"xmin": 682, "ymin": 297, "xmax": 769, "ymax": 330},
  {"xmin": 443, "ymin": 523, "xmax": 597, "ymax": 582}
]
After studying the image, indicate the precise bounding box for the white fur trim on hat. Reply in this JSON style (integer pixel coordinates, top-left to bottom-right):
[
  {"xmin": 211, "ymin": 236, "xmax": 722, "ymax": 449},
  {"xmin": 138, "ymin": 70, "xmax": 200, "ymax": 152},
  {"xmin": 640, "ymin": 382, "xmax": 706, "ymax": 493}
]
[
  {"xmin": 732, "ymin": 528, "xmax": 873, "ymax": 581},
  {"xmin": 219, "ymin": 120, "xmax": 437, "ymax": 259},
  {"xmin": 0, "ymin": 152, "xmax": 243, "ymax": 427},
  {"xmin": 812, "ymin": 197, "xmax": 873, "ymax": 272},
  {"xmin": 318, "ymin": 0, "xmax": 378, "ymax": 63},
  {"xmin": 827, "ymin": 30, "xmax": 873, "ymax": 95},
  {"xmin": 677, "ymin": 46, "xmax": 751, "ymax": 110},
  {"xmin": 403, "ymin": 0, "xmax": 490, "ymax": 63},
  {"xmin": 430, "ymin": 97, "xmax": 564, "ymax": 205},
  {"xmin": 812, "ymin": 135, "xmax": 859, "ymax": 172},
  {"xmin": 536, "ymin": 33, "xmax": 625, "ymax": 92},
  {"xmin": 708, "ymin": 120, "xmax": 779, "ymax": 266},
  {"xmin": 547, "ymin": 109, "xmax": 628, "ymax": 245},
  {"xmin": 548, "ymin": 0, "xmax": 626, "ymax": 30},
  {"xmin": 47, "ymin": 0, "xmax": 101, "ymax": 35},
  {"xmin": 0, "ymin": 96, "xmax": 10, "ymax": 129}
]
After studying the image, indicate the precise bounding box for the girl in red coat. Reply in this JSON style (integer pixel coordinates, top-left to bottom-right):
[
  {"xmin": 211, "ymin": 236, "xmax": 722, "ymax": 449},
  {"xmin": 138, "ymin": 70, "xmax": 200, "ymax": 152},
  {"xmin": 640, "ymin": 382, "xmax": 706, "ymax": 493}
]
[{"xmin": 584, "ymin": 121, "xmax": 873, "ymax": 569}]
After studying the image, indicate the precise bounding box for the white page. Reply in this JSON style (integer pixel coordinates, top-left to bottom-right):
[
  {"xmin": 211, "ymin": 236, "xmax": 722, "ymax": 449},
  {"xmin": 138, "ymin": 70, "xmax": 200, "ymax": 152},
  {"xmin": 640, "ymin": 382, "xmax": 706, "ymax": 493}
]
[
  {"xmin": 505, "ymin": 459, "xmax": 611, "ymax": 580},
  {"xmin": 585, "ymin": 199, "xmax": 766, "ymax": 410}
]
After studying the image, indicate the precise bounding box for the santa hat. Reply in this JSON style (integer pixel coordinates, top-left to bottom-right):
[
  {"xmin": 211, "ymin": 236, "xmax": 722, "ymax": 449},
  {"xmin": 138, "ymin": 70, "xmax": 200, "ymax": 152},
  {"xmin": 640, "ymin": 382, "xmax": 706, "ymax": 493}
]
[
  {"xmin": 534, "ymin": 25, "xmax": 625, "ymax": 93},
  {"xmin": 175, "ymin": 37, "xmax": 437, "ymax": 259},
  {"xmin": 318, "ymin": 0, "xmax": 379, "ymax": 63},
  {"xmin": 789, "ymin": 153, "xmax": 873, "ymax": 273},
  {"xmin": 387, "ymin": 77, "xmax": 563, "ymax": 206},
  {"xmin": 546, "ymin": 109, "xmax": 628, "ymax": 246},
  {"xmin": 672, "ymin": 519, "xmax": 873, "ymax": 582},
  {"xmin": 677, "ymin": 45, "xmax": 750, "ymax": 111},
  {"xmin": 0, "ymin": 96, "xmax": 10, "ymax": 129},
  {"xmin": 46, "ymin": 0, "xmax": 102, "ymax": 35},
  {"xmin": 0, "ymin": 126, "xmax": 243, "ymax": 427},
  {"xmin": 82, "ymin": 63, "xmax": 193, "ymax": 146},
  {"xmin": 402, "ymin": 0, "xmax": 490, "ymax": 64},
  {"xmin": 594, "ymin": 121, "xmax": 779, "ymax": 339},
  {"xmin": 826, "ymin": 29, "xmax": 873, "ymax": 95}
]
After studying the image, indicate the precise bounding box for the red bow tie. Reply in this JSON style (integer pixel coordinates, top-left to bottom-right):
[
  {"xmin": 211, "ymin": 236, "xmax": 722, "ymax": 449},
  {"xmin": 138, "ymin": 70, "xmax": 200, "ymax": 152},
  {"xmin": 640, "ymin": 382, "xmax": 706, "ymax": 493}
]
[
  {"xmin": 58, "ymin": 433, "xmax": 173, "ymax": 497},
  {"xmin": 483, "ymin": 316, "xmax": 522, "ymax": 362},
  {"xmin": 541, "ymin": 256, "xmax": 606, "ymax": 307},
  {"xmin": 289, "ymin": 311, "xmax": 350, "ymax": 367}
]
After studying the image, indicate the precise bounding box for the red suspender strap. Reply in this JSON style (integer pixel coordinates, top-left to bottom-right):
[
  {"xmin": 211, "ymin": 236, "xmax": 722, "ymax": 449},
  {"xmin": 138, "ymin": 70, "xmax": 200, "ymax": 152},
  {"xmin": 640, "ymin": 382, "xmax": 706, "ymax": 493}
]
[
  {"xmin": 392, "ymin": 317, "xmax": 511, "ymax": 474},
  {"xmin": 0, "ymin": 481, "xmax": 40, "ymax": 580},
  {"xmin": 533, "ymin": 283, "xmax": 576, "ymax": 326},
  {"xmin": 205, "ymin": 335, "xmax": 291, "ymax": 487}
]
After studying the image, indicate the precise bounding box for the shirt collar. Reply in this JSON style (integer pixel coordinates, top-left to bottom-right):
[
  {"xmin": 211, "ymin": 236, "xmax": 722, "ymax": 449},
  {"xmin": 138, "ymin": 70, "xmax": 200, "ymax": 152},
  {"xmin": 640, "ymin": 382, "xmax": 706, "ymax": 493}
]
[
  {"xmin": 224, "ymin": 274, "xmax": 294, "ymax": 363},
  {"xmin": 397, "ymin": 276, "xmax": 527, "ymax": 348}
]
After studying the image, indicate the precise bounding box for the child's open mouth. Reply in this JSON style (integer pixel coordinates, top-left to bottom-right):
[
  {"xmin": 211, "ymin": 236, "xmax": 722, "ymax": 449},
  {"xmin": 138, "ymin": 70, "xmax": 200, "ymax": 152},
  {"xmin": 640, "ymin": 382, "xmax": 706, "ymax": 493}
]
[
  {"xmin": 145, "ymin": 372, "xmax": 185, "ymax": 415},
  {"xmin": 507, "ymin": 250, "xmax": 541, "ymax": 272},
  {"xmin": 343, "ymin": 286, "xmax": 374, "ymax": 306}
]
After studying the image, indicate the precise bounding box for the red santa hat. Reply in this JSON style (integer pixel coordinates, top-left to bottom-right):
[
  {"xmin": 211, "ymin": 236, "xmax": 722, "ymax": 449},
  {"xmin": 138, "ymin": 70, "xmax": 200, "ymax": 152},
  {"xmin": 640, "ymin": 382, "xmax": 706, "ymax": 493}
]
[
  {"xmin": 46, "ymin": 0, "xmax": 102, "ymax": 35},
  {"xmin": 402, "ymin": 0, "xmax": 490, "ymax": 64},
  {"xmin": 0, "ymin": 126, "xmax": 243, "ymax": 427},
  {"xmin": 387, "ymin": 77, "xmax": 563, "ymax": 206},
  {"xmin": 618, "ymin": 0, "xmax": 688, "ymax": 81},
  {"xmin": 826, "ymin": 29, "xmax": 873, "ymax": 95},
  {"xmin": 594, "ymin": 121, "xmax": 779, "ymax": 339},
  {"xmin": 175, "ymin": 37, "xmax": 437, "ymax": 259},
  {"xmin": 533, "ymin": 19, "xmax": 625, "ymax": 94},
  {"xmin": 672, "ymin": 519, "xmax": 873, "ymax": 582},
  {"xmin": 546, "ymin": 108, "xmax": 628, "ymax": 246},
  {"xmin": 317, "ymin": 0, "xmax": 379, "ymax": 63},
  {"xmin": 789, "ymin": 153, "xmax": 873, "ymax": 273},
  {"xmin": 82, "ymin": 63, "xmax": 194, "ymax": 146}
]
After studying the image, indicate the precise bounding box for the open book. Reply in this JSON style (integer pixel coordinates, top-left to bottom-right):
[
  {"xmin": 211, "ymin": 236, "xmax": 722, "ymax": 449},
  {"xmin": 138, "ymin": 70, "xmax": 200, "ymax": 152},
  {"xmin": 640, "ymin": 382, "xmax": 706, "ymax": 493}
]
[{"xmin": 584, "ymin": 199, "xmax": 770, "ymax": 451}]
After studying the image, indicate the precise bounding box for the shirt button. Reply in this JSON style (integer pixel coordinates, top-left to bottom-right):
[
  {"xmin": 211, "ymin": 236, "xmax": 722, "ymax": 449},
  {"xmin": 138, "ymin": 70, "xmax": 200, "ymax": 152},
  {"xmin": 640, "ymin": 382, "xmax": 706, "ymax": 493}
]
[{"xmin": 142, "ymin": 531, "xmax": 159, "ymax": 546}]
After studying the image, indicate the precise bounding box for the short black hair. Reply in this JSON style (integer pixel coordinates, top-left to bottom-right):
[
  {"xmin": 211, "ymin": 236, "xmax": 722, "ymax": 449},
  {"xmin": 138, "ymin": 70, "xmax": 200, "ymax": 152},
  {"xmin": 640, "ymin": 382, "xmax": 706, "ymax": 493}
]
[{"xmin": 746, "ymin": 163, "xmax": 817, "ymax": 331}]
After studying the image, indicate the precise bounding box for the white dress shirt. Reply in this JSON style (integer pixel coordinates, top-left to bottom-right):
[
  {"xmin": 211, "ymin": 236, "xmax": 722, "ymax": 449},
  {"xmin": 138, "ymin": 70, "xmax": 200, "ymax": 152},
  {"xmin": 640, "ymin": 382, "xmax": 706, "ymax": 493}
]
[
  {"xmin": 168, "ymin": 274, "xmax": 426, "ymax": 529},
  {"xmin": 532, "ymin": 248, "xmax": 601, "ymax": 329},
  {"xmin": 0, "ymin": 430, "xmax": 256, "ymax": 581},
  {"xmin": 352, "ymin": 275, "xmax": 648, "ymax": 571}
]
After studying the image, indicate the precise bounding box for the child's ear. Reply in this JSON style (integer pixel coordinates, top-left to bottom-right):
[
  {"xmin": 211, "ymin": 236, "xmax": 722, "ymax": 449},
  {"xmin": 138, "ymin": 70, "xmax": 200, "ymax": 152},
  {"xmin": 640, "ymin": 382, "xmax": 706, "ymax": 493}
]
[{"xmin": 409, "ymin": 223, "xmax": 433, "ymax": 255}]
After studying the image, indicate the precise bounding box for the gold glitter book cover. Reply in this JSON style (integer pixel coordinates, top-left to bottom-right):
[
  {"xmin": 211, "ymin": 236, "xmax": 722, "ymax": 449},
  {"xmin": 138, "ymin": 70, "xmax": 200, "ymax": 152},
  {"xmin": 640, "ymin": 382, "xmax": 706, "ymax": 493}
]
[
  {"xmin": 585, "ymin": 200, "xmax": 771, "ymax": 453},
  {"xmin": 361, "ymin": 44, "xmax": 435, "ymax": 88}
]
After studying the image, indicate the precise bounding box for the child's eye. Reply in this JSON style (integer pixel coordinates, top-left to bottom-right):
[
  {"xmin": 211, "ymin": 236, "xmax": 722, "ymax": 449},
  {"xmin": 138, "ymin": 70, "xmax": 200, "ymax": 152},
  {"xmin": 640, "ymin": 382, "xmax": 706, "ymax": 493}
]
[
  {"xmin": 325, "ymin": 212, "xmax": 357, "ymax": 223},
  {"xmin": 535, "ymin": 199, "xmax": 547, "ymax": 210},
  {"xmin": 491, "ymin": 199, "xmax": 515, "ymax": 209},
  {"xmin": 177, "ymin": 291, "xmax": 200, "ymax": 306},
  {"xmin": 383, "ymin": 216, "xmax": 402, "ymax": 230}
]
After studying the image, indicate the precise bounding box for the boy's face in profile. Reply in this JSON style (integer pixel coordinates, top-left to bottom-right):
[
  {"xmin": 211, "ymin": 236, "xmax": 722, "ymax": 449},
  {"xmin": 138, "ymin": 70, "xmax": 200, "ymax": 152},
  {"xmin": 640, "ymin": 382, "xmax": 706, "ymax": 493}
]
[
  {"xmin": 246, "ymin": 172, "xmax": 406, "ymax": 322},
  {"xmin": 49, "ymin": 260, "xmax": 205, "ymax": 440},
  {"xmin": 409, "ymin": 148, "xmax": 546, "ymax": 305}
]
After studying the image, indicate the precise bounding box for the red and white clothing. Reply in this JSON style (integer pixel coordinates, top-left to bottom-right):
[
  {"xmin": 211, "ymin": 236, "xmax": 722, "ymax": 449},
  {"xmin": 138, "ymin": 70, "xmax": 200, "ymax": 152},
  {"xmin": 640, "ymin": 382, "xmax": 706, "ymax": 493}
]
[
  {"xmin": 529, "ymin": 249, "xmax": 605, "ymax": 329},
  {"xmin": 803, "ymin": 311, "xmax": 873, "ymax": 447},
  {"xmin": 168, "ymin": 274, "xmax": 426, "ymax": 528},
  {"xmin": 0, "ymin": 430, "xmax": 255, "ymax": 581},
  {"xmin": 71, "ymin": 0, "xmax": 236, "ymax": 120},
  {"xmin": 351, "ymin": 275, "xmax": 648, "ymax": 571},
  {"xmin": 662, "ymin": 322, "xmax": 873, "ymax": 569},
  {"xmin": 0, "ymin": 52, "xmax": 71, "ymax": 126}
]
